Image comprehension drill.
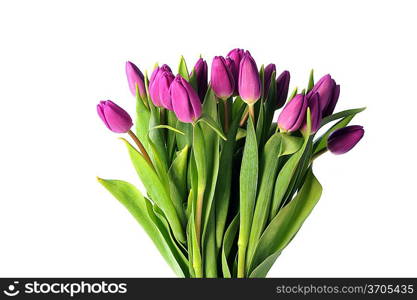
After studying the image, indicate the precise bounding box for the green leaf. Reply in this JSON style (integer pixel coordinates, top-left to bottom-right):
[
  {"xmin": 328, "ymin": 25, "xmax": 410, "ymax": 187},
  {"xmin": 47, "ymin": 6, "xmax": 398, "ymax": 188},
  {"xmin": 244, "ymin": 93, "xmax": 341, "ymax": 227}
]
[
  {"xmin": 320, "ymin": 107, "xmax": 366, "ymax": 127},
  {"xmin": 121, "ymin": 138, "xmax": 186, "ymax": 244},
  {"xmin": 167, "ymin": 146, "xmax": 189, "ymax": 227},
  {"xmin": 152, "ymin": 125, "xmax": 185, "ymax": 135},
  {"xmin": 145, "ymin": 202, "xmax": 189, "ymax": 275},
  {"xmin": 148, "ymin": 108, "xmax": 168, "ymax": 171},
  {"xmin": 98, "ymin": 178, "xmax": 187, "ymax": 277},
  {"xmin": 249, "ymin": 251, "xmax": 281, "ymax": 278},
  {"xmin": 178, "ymin": 56, "xmax": 190, "ymax": 81},
  {"xmin": 221, "ymin": 213, "xmax": 239, "ymax": 278},
  {"xmin": 255, "ymin": 103, "xmax": 265, "ymax": 147},
  {"xmin": 204, "ymin": 210, "xmax": 218, "ymax": 277},
  {"xmin": 176, "ymin": 121, "xmax": 193, "ymax": 150},
  {"xmin": 187, "ymin": 203, "xmax": 203, "ymax": 277},
  {"xmin": 214, "ymin": 105, "xmax": 246, "ymax": 249},
  {"xmin": 307, "ymin": 69, "xmax": 314, "ymax": 92},
  {"xmin": 197, "ymin": 114, "xmax": 227, "ymax": 141},
  {"xmin": 169, "ymin": 146, "xmax": 189, "ymax": 202},
  {"xmin": 249, "ymin": 169, "xmax": 322, "ymax": 274},
  {"xmin": 288, "ymin": 87, "xmax": 298, "ymax": 102},
  {"xmin": 135, "ymin": 85, "xmax": 151, "ymax": 152},
  {"xmin": 246, "ymin": 133, "xmax": 283, "ymax": 270},
  {"xmin": 237, "ymin": 116, "xmax": 259, "ymax": 277},
  {"xmin": 269, "ymin": 111, "xmax": 312, "ymax": 220}
]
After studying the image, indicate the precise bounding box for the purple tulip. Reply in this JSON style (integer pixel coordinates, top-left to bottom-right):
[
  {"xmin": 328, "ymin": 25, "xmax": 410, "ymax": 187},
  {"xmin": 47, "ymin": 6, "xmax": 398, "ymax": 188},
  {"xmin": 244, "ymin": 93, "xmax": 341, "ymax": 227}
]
[
  {"xmin": 97, "ymin": 100, "xmax": 133, "ymax": 133},
  {"xmin": 276, "ymin": 70, "xmax": 290, "ymax": 109},
  {"xmin": 170, "ymin": 75, "xmax": 202, "ymax": 123},
  {"xmin": 225, "ymin": 57, "xmax": 237, "ymax": 90},
  {"xmin": 322, "ymin": 84, "xmax": 340, "ymax": 117},
  {"xmin": 263, "ymin": 63, "xmax": 276, "ymax": 97},
  {"xmin": 211, "ymin": 56, "xmax": 235, "ymax": 100},
  {"xmin": 126, "ymin": 61, "xmax": 146, "ymax": 98},
  {"xmin": 227, "ymin": 48, "xmax": 245, "ymax": 93},
  {"xmin": 277, "ymin": 94, "xmax": 308, "ymax": 132},
  {"xmin": 191, "ymin": 58, "xmax": 208, "ymax": 101},
  {"xmin": 158, "ymin": 71, "xmax": 175, "ymax": 110},
  {"xmin": 327, "ymin": 125, "xmax": 365, "ymax": 154},
  {"xmin": 149, "ymin": 64, "xmax": 172, "ymax": 107},
  {"xmin": 301, "ymin": 93, "xmax": 321, "ymax": 134},
  {"xmin": 238, "ymin": 51, "xmax": 261, "ymax": 104},
  {"xmin": 309, "ymin": 74, "xmax": 339, "ymax": 116}
]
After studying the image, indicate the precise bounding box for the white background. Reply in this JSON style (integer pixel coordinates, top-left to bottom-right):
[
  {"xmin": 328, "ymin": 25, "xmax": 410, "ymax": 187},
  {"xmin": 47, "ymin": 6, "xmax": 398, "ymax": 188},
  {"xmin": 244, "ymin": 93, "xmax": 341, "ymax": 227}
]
[{"xmin": 1, "ymin": 0, "xmax": 416, "ymax": 277}]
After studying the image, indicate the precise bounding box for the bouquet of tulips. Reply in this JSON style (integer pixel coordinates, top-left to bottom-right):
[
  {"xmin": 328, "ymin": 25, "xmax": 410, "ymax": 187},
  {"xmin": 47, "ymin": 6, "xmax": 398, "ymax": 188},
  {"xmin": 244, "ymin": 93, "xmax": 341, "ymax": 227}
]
[{"xmin": 97, "ymin": 49, "xmax": 365, "ymax": 278}]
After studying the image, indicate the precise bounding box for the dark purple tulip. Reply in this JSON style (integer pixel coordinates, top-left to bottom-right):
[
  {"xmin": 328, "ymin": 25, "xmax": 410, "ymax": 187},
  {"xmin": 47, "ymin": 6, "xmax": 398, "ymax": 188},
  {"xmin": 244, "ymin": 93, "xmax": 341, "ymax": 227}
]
[
  {"xmin": 327, "ymin": 125, "xmax": 365, "ymax": 154},
  {"xmin": 263, "ymin": 63, "xmax": 276, "ymax": 97},
  {"xmin": 277, "ymin": 94, "xmax": 308, "ymax": 132},
  {"xmin": 238, "ymin": 51, "xmax": 261, "ymax": 104},
  {"xmin": 149, "ymin": 64, "xmax": 172, "ymax": 107},
  {"xmin": 191, "ymin": 58, "xmax": 208, "ymax": 101},
  {"xmin": 158, "ymin": 71, "xmax": 175, "ymax": 110},
  {"xmin": 301, "ymin": 93, "xmax": 321, "ymax": 134},
  {"xmin": 126, "ymin": 61, "xmax": 146, "ymax": 98},
  {"xmin": 322, "ymin": 84, "xmax": 340, "ymax": 117},
  {"xmin": 276, "ymin": 70, "xmax": 290, "ymax": 109},
  {"xmin": 309, "ymin": 74, "xmax": 338, "ymax": 116},
  {"xmin": 97, "ymin": 100, "xmax": 133, "ymax": 133},
  {"xmin": 227, "ymin": 48, "xmax": 245, "ymax": 93},
  {"xmin": 211, "ymin": 56, "xmax": 235, "ymax": 100},
  {"xmin": 170, "ymin": 75, "xmax": 202, "ymax": 123}
]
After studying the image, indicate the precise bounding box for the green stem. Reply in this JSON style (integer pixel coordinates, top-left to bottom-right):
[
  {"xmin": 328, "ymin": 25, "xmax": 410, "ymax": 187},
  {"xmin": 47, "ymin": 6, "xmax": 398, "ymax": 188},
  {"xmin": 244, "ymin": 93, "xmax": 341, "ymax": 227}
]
[
  {"xmin": 237, "ymin": 241, "xmax": 247, "ymax": 278},
  {"xmin": 248, "ymin": 104, "xmax": 255, "ymax": 122},
  {"xmin": 223, "ymin": 100, "xmax": 230, "ymax": 133},
  {"xmin": 311, "ymin": 148, "xmax": 327, "ymax": 161},
  {"xmin": 195, "ymin": 187, "xmax": 205, "ymax": 245}
]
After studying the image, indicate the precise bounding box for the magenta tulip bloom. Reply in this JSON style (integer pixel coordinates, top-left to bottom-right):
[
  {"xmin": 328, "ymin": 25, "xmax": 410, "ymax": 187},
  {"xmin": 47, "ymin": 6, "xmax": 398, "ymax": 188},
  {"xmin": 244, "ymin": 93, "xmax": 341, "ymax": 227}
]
[
  {"xmin": 158, "ymin": 71, "xmax": 175, "ymax": 110},
  {"xmin": 149, "ymin": 64, "xmax": 172, "ymax": 107},
  {"xmin": 211, "ymin": 56, "xmax": 235, "ymax": 100},
  {"xmin": 276, "ymin": 70, "xmax": 290, "ymax": 109},
  {"xmin": 309, "ymin": 74, "xmax": 339, "ymax": 116},
  {"xmin": 301, "ymin": 93, "xmax": 321, "ymax": 134},
  {"xmin": 328, "ymin": 125, "xmax": 365, "ymax": 154},
  {"xmin": 238, "ymin": 51, "xmax": 261, "ymax": 104},
  {"xmin": 227, "ymin": 48, "xmax": 245, "ymax": 93},
  {"xmin": 225, "ymin": 57, "xmax": 237, "ymax": 90},
  {"xmin": 277, "ymin": 94, "xmax": 308, "ymax": 132},
  {"xmin": 126, "ymin": 61, "xmax": 146, "ymax": 98},
  {"xmin": 170, "ymin": 75, "xmax": 202, "ymax": 123},
  {"xmin": 97, "ymin": 100, "xmax": 133, "ymax": 133},
  {"xmin": 263, "ymin": 63, "xmax": 276, "ymax": 97},
  {"xmin": 191, "ymin": 58, "xmax": 208, "ymax": 101}
]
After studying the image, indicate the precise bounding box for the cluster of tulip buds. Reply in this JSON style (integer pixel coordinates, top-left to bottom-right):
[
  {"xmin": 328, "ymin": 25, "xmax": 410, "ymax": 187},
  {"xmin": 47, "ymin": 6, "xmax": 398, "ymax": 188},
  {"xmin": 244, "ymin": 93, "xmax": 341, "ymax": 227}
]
[
  {"xmin": 97, "ymin": 48, "xmax": 365, "ymax": 278},
  {"xmin": 98, "ymin": 50, "xmax": 364, "ymax": 156}
]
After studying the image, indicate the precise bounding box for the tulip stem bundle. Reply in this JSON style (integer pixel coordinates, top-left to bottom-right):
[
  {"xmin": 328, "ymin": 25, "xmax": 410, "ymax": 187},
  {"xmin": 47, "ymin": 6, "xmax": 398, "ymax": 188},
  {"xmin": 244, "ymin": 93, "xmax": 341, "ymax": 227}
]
[{"xmin": 97, "ymin": 49, "xmax": 366, "ymax": 278}]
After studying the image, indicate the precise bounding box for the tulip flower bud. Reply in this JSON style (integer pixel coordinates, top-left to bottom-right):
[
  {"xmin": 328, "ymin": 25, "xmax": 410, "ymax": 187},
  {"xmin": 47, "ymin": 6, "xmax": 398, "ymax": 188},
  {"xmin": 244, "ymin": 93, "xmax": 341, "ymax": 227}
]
[
  {"xmin": 277, "ymin": 94, "xmax": 308, "ymax": 132},
  {"xmin": 126, "ymin": 61, "xmax": 146, "ymax": 98},
  {"xmin": 149, "ymin": 64, "xmax": 172, "ymax": 107},
  {"xmin": 211, "ymin": 56, "xmax": 235, "ymax": 100},
  {"xmin": 327, "ymin": 125, "xmax": 364, "ymax": 154},
  {"xmin": 276, "ymin": 70, "xmax": 290, "ymax": 109},
  {"xmin": 309, "ymin": 74, "xmax": 338, "ymax": 116},
  {"xmin": 301, "ymin": 93, "xmax": 321, "ymax": 134},
  {"xmin": 170, "ymin": 75, "xmax": 202, "ymax": 123},
  {"xmin": 227, "ymin": 48, "xmax": 245, "ymax": 94},
  {"xmin": 322, "ymin": 84, "xmax": 340, "ymax": 117},
  {"xmin": 263, "ymin": 63, "xmax": 276, "ymax": 97},
  {"xmin": 97, "ymin": 100, "xmax": 133, "ymax": 133},
  {"xmin": 238, "ymin": 51, "xmax": 261, "ymax": 104},
  {"xmin": 158, "ymin": 71, "xmax": 175, "ymax": 110},
  {"xmin": 191, "ymin": 58, "xmax": 208, "ymax": 101},
  {"xmin": 225, "ymin": 57, "xmax": 237, "ymax": 89}
]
